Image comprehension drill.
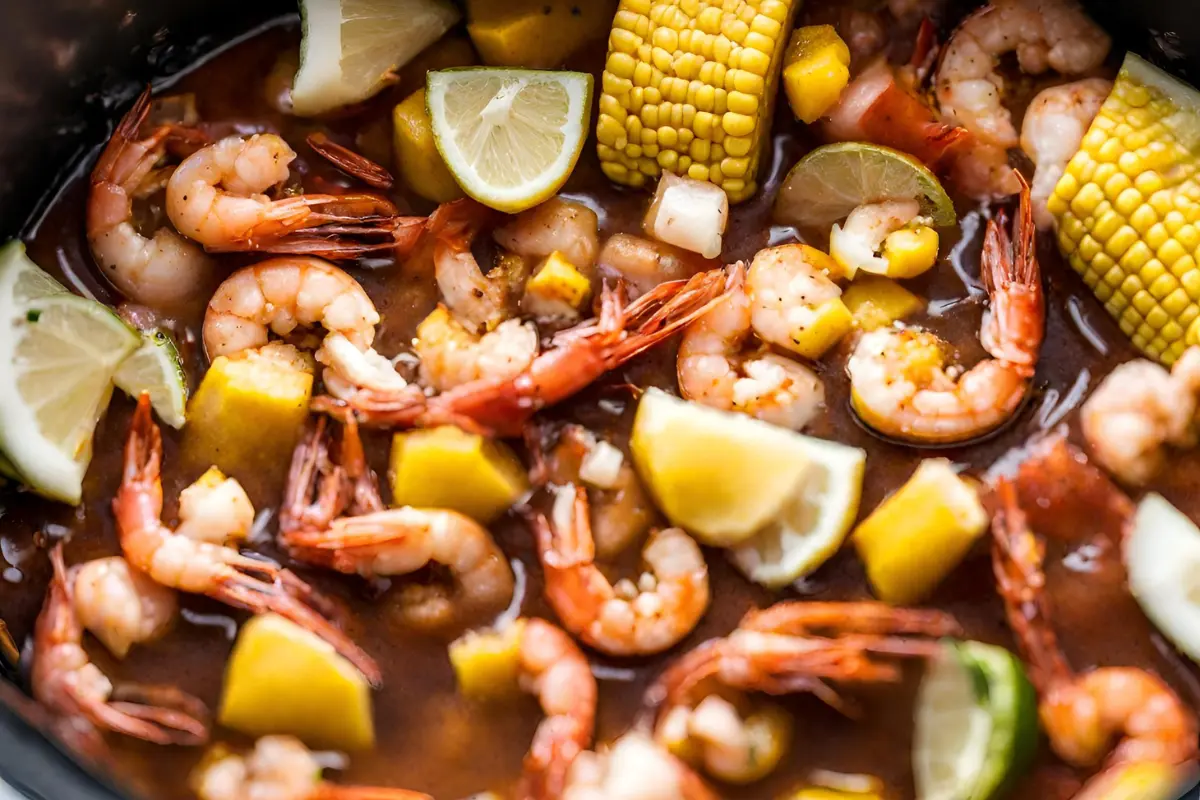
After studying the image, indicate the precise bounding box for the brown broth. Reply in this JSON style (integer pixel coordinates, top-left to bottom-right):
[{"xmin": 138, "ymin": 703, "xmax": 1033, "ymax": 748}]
[{"xmin": 1, "ymin": 15, "xmax": 1196, "ymax": 800}]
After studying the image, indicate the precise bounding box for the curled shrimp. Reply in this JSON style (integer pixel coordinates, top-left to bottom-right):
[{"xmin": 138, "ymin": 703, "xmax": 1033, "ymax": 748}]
[
  {"xmin": 991, "ymin": 478, "xmax": 1198, "ymax": 798},
  {"xmin": 320, "ymin": 266, "xmax": 734, "ymax": 438},
  {"xmin": 72, "ymin": 556, "xmax": 177, "ymax": 659},
  {"xmin": 678, "ymin": 263, "xmax": 826, "ymax": 431},
  {"xmin": 847, "ymin": 175, "xmax": 1042, "ymax": 444},
  {"xmin": 563, "ymin": 731, "xmax": 718, "ymax": 800},
  {"xmin": 935, "ymin": 0, "xmax": 1111, "ymax": 149},
  {"xmin": 193, "ymin": 735, "xmax": 431, "ymax": 800},
  {"xmin": 1080, "ymin": 347, "xmax": 1200, "ymax": 485},
  {"xmin": 595, "ymin": 234, "xmax": 714, "ymax": 298},
  {"xmin": 529, "ymin": 485, "xmax": 708, "ymax": 657},
  {"xmin": 280, "ymin": 417, "xmax": 514, "ymax": 631},
  {"xmin": 494, "ymin": 196, "xmax": 601, "ymax": 275},
  {"xmin": 1020, "ymin": 78, "xmax": 1112, "ymax": 230},
  {"xmin": 114, "ymin": 395, "xmax": 381, "ymax": 685},
  {"xmin": 413, "ymin": 303, "xmax": 538, "ymax": 392},
  {"xmin": 655, "ymin": 692, "xmax": 793, "ymax": 784},
  {"xmin": 87, "ymin": 87, "xmax": 215, "ymax": 309},
  {"xmin": 32, "ymin": 543, "xmax": 208, "ymax": 747},
  {"xmin": 746, "ymin": 244, "xmax": 847, "ymax": 357},
  {"xmin": 428, "ymin": 200, "xmax": 511, "ymax": 333}
]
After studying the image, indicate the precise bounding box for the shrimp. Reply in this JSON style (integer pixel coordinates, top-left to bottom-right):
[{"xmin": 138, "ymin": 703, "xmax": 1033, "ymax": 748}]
[
  {"xmin": 87, "ymin": 86, "xmax": 216, "ymax": 310},
  {"xmin": 654, "ymin": 693, "xmax": 793, "ymax": 784},
  {"xmin": 746, "ymin": 244, "xmax": 847, "ymax": 357},
  {"xmin": 494, "ymin": 197, "xmax": 601, "ymax": 275},
  {"xmin": 1020, "ymin": 78, "xmax": 1112, "ymax": 230},
  {"xmin": 427, "ymin": 199, "xmax": 511, "ymax": 333},
  {"xmin": 413, "ymin": 303, "xmax": 538, "ymax": 392},
  {"xmin": 320, "ymin": 266, "xmax": 734, "ymax": 438},
  {"xmin": 307, "ymin": 132, "xmax": 395, "ymax": 191},
  {"xmin": 31, "ymin": 544, "xmax": 209, "ymax": 747},
  {"xmin": 193, "ymin": 735, "xmax": 431, "ymax": 800},
  {"xmin": 678, "ymin": 267, "xmax": 826, "ymax": 431},
  {"xmin": 0, "ymin": 619, "xmax": 17, "ymax": 666},
  {"xmin": 72, "ymin": 557, "xmax": 177, "ymax": 659},
  {"xmin": 991, "ymin": 479, "xmax": 1199, "ymax": 798},
  {"xmin": 280, "ymin": 417, "xmax": 514, "ymax": 631},
  {"xmin": 935, "ymin": 0, "xmax": 1111, "ymax": 149},
  {"xmin": 562, "ymin": 732, "xmax": 719, "ymax": 800},
  {"xmin": 530, "ymin": 424, "xmax": 655, "ymax": 560},
  {"xmin": 529, "ymin": 485, "xmax": 708, "ymax": 657},
  {"xmin": 114, "ymin": 395, "xmax": 381, "ymax": 685},
  {"xmin": 847, "ymin": 175, "xmax": 1042, "ymax": 443},
  {"xmin": 595, "ymin": 234, "xmax": 714, "ymax": 298},
  {"xmin": 1080, "ymin": 347, "xmax": 1200, "ymax": 485}
]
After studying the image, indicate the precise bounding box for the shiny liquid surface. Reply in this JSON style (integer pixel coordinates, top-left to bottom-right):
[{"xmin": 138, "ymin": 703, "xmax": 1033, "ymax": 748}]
[{"xmin": 2, "ymin": 17, "xmax": 1197, "ymax": 800}]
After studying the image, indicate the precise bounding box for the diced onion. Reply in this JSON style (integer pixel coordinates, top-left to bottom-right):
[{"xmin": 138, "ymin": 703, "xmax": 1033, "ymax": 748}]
[
  {"xmin": 1125, "ymin": 492, "xmax": 1200, "ymax": 664},
  {"xmin": 579, "ymin": 439, "xmax": 625, "ymax": 489},
  {"xmin": 643, "ymin": 172, "xmax": 728, "ymax": 259}
]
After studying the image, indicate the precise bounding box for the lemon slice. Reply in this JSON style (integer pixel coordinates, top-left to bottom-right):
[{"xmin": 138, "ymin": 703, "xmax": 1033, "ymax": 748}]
[
  {"xmin": 114, "ymin": 329, "xmax": 189, "ymax": 429},
  {"xmin": 729, "ymin": 436, "xmax": 865, "ymax": 588},
  {"xmin": 775, "ymin": 142, "xmax": 956, "ymax": 230},
  {"xmin": 427, "ymin": 68, "xmax": 593, "ymax": 212},
  {"xmin": 292, "ymin": 0, "xmax": 461, "ymax": 116},
  {"xmin": 0, "ymin": 242, "xmax": 139, "ymax": 503},
  {"xmin": 630, "ymin": 388, "xmax": 816, "ymax": 546}
]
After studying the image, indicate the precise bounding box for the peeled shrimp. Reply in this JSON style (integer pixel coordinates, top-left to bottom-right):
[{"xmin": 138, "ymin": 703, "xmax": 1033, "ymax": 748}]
[
  {"xmin": 494, "ymin": 196, "xmax": 600, "ymax": 275},
  {"xmin": 32, "ymin": 544, "xmax": 208, "ymax": 747},
  {"xmin": 935, "ymin": 0, "xmax": 1111, "ymax": 149},
  {"xmin": 413, "ymin": 304, "xmax": 538, "ymax": 392},
  {"xmin": 530, "ymin": 485, "xmax": 708, "ymax": 657},
  {"xmin": 827, "ymin": 200, "xmax": 921, "ymax": 276},
  {"xmin": 1080, "ymin": 347, "xmax": 1200, "ymax": 485},
  {"xmin": 678, "ymin": 266, "xmax": 825, "ymax": 431},
  {"xmin": 87, "ymin": 87, "xmax": 214, "ymax": 309},
  {"xmin": 174, "ymin": 469, "xmax": 256, "ymax": 546},
  {"xmin": 72, "ymin": 557, "xmax": 177, "ymax": 659},
  {"xmin": 847, "ymin": 176, "xmax": 1041, "ymax": 443},
  {"xmin": 595, "ymin": 234, "xmax": 713, "ymax": 298},
  {"xmin": 562, "ymin": 732, "xmax": 718, "ymax": 800},
  {"xmin": 424, "ymin": 199, "xmax": 512, "ymax": 333},
  {"xmin": 193, "ymin": 735, "xmax": 431, "ymax": 800},
  {"xmin": 746, "ymin": 244, "xmax": 847, "ymax": 357},
  {"xmin": 655, "ymin": 694, "xmax": 792, "ymax": 785},
  {"xmin": 114, "ymin": 395, "xmax": 381, "ymax": 685}
]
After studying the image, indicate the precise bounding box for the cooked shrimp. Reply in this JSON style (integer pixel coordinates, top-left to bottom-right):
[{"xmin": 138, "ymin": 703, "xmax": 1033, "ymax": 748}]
[
  {"xmin": 847, "ymin": 175, "xmax": 1042, "ymax": 443},
  {"xmin": 992, "ymin": 479, "xmax": 1198, "ymax": 798},
  {"xmin": 562, "ymin": 732, "xmax": 718, "ymax": 800},
  {"xmin": 413, "ymin": 304, "xmax": 538, "ymax": 392},
  {"xmin": 655, "ymin": 693, "xmax": 793, "ymax": 785},
  {"xmin": 72, "ymin": 557, "xmax": 177, "ymax": 659},
  {"xmin": 307, "ymin": 132, "xmax": 395, "ymax": 191},
  {"xmin": 746, "ymin": 244, "xmax": 846, "ymax": 356},
  {"xmin": 678, "ymin": 269, "xmax": 826, "ymax": 431},
  {"xmin": 531, "ymin": 424, "xmax": 655, "ymax": 560},
  {"xmin": 494, "ymin": 197, "xmax": 601, "ymax": 275},
  {"xmin": 1081, "ymin": 347, "xmax": 1200, "ymax": 485},
  {"xmin": 87, "ymin": 86, "xmax": 215, "ymax": 309},
  {"xmin": 1020, "ymin": 78, "xmax": 1112, "ymax": 229},
  {"xmin": 529, "ymin": 484, "xmax": 708, "ymax": 657},
  {"xmin": 114, "ymin": 395, "xmax": 381, "ymax": 685},
  {"xmin": 193, "ymin": 735, "xmax": 431, "ymax": 800},
  {"xmin": 32, "ymin": 544, "xmax": 208, "ymax": 747},
  {"xmin": 595, "ymin": 234, "xmax": 714, "ymax": 298},
  {"xmin": 320, "ymin": 266, "xmax": 734, "ymax": 438},
  {"xmin": 0, "ymin": 619, "xmax": 17, "ymax": 665},
  {"xmin": 935, "ymin": 0, "xmax": 1111, "ymax": 149},
  {"xmin": 280, "ymin": 417, "xmax": 514, "ymax": 631},
  {"xmin": 426, "ymin": 199, "xmax": 511, "ymax": 333},
  {"xmin": 174, "ymin": 469, "xmax": 256, "ymax": 546}
]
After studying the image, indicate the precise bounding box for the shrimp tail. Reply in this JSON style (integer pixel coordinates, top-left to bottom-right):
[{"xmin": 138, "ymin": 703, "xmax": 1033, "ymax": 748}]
[
  {"xmin": 307, "ymin": 132, "xmax": 394, "ymax": 190},
  {"xmin": 981, "ymin": 172, "xmax": 1043, "ymax": 373},
  {"xmin": 312, "ymin": 785, "xmax": 433, "ymax": 800},
  {"xmin": 739, "ymin": 600, "xmax": 962, "ymax": 639},
  {"xmin": 281, "ymin": 418, "xmax": 351, "ymax": 538}
]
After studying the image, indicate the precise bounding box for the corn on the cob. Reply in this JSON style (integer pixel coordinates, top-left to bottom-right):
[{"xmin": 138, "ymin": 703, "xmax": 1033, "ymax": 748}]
[
  {"xmin": 596, "ymin": 0, "xmax": 799, "ymax": 203},
  {"xmin": 1052, "ymin": 53, "xmax": 1200, "ymax": 365}
]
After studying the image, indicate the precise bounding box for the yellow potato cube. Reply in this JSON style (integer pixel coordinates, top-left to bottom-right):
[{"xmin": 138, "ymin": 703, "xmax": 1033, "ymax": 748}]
[
  {"xmin": 218, "ymin": 614, "xmax": 374, "ymax": 750},
  {"xmin": 523, "ymin": 251, "xmax": 592, "ymax": 319},
  {"xmin": 394, "ymin": 89, "xmax": 464, "ymax": 204},
  {"xmin": 787, "ymin": 790, "xmax": 884, "ymax": 800},
  {"xmin": 785, "ymin": 297, "xmax": 854, "ymax": 360},
  {"xmin": 854, "ymin": 459, "xmax": 988, "ymax": 605},
  {"xmin": 389, "ymin": 426, "xmax": 529, "ymax": 523},
  {"xmin": 783, "ymin": 26, "xmax": 852, "ymax": 124},
  {"xmin": 881, "ymin": 225, "xmax": 940, "ymax": 279},
  {"xmin": 182, "ymin": 347, "xmax": 313, "ymax": 493},
  {"xmin": 448, "ymin": 623, "xmax": 523, "ymax": 700},
  {"xmin": 467, "ymin": 0, "xmax": 618, "ymax": 68},
  {"xmin": 842, "ymin": 276, "xmax": 925, "ymax": 331}
]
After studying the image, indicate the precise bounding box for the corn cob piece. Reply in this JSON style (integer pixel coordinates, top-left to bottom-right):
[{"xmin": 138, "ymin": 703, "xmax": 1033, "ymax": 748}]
[
  {"xmin": 596, "ymin": 0, "xmax": 799, "ymax": 203},
  {"xmin": 1052, "ymin": 53, "xmax": 1200, "ymax": 365}
]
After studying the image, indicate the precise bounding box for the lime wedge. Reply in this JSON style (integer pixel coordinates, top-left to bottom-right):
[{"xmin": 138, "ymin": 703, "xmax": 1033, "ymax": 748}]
[
  {"xmin": 292, "ymin": 0, "xmax": 461, "ymax": 116},
  {"xmin": 114, "ymin": 329, "xmax": 189, "ymax": 429},
  {"xmin": 427, "ymin": 68, "xmax": 593, "ymax": 212},
  {"xmin": 775, "ymin": 142, "xmax": 956, "ymax": 230},
  {"xmin": 729, "ymin": 436, "xmax": 866, "ymax": 588},
  {"xmin": 0, "ymin": 242, "xmax": 139, "ymax": 503},
  {"xmin": 1125, "ymin": 493, "xmax": 1200, "ymax": 665},
  {"xmin": 915, "ymin": 640, "xmax": 1038, "ymax": 800},
  {"xmin": 630, "ymin": 388, "xmax": 816, "ymax": 546}
]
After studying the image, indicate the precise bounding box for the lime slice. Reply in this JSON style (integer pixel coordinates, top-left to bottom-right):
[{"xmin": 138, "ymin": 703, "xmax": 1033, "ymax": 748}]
[
  {"xmin": 0, "ymin": 242, "xmax": 139, "ymax": 503},
  {"xmin": 114, "ymin": 329, "xmax": 189, "ymax": 429},
  {"xmin": 1125, "ymin": 493, "xmax": 1200, "ymax": 664},
  {"xmin": 729, "ymin": 436, "xmax": 866, "ymax": 588},
  {"xmin": 630, "ymin": 388, "xmax": 817, "ymax": 546},
  {"xmin": 915, "ymin": 640, "xmax": 1038, "ymax": 800},
  {"xmin": 775, "ymin": 142, "xmax": 956, "ymax": 230},
  {"xmin": 427, "ymin": 68, "xmax": 593, "ymax": 212},
  {"xmin": 292, "ymin": 0, "xmax": 461, "ymax": 116}
]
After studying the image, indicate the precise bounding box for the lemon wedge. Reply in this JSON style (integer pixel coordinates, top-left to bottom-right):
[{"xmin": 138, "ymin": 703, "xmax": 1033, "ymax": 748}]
[
  {"xmin": 292, "ymin": 0, "xmax": 461, "ymax": 116},
  {"xmin": 426, "ymin": 68, "xmax": 592, "ymax": 212},
  {"xmin": 630, "ymin": 388, "xmax": 817, "ymax": 546}
]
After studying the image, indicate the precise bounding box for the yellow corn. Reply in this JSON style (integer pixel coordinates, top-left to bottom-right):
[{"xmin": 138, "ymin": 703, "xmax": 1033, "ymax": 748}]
[
  {"xmin": 1053, "ymin": 53, "xmax": 1200, "ymax": 365},
  {"xmin": 596, "ymin": 0, "xmax": 800, "ymax": 203},
  {"xmin": 881, "ymin": 225, "xmax": 940, "ymax": 278}
]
